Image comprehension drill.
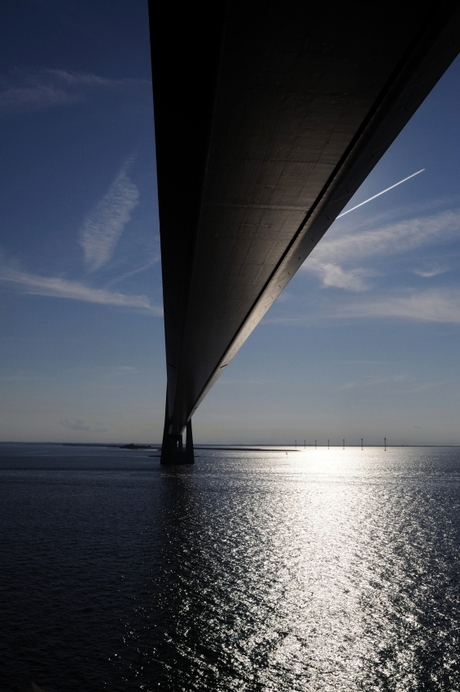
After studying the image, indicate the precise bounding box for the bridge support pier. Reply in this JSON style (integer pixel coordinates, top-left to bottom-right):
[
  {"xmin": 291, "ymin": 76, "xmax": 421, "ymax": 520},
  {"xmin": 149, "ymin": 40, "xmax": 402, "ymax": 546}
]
[{"xmin": 161, "ymin": 405, "xmax": 194, "ymax": 465}]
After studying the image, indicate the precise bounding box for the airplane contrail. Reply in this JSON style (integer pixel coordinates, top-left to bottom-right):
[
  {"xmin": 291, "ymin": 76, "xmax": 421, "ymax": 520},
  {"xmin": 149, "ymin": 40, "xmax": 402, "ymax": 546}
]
[{"xmin": 337, "ymin": 168, "xmax": 425, "ymax": 218}]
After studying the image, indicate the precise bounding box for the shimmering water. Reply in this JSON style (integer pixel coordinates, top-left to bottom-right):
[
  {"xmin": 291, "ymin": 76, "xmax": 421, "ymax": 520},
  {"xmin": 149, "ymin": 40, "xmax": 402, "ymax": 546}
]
[{"xmin": 1, "ymin": 444, "xmax": 460, "ymax": 691}]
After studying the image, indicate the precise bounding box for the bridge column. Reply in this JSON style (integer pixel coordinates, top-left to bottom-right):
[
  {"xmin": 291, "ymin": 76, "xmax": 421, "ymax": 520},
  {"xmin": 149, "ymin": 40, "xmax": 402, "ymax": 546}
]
[
  {"xmin": 185, "ymin": 419, "xmax": 194, "ymax": 462},
  {"xmin": 161, "ymin": 397, "xmax": 195, "ymax": 465}
]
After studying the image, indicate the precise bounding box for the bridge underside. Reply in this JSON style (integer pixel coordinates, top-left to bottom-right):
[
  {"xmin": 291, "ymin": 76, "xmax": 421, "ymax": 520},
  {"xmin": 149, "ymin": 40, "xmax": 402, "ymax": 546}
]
[{"xmin": 149, "ymin": 1, "xmax": 460, "ymax": 463}]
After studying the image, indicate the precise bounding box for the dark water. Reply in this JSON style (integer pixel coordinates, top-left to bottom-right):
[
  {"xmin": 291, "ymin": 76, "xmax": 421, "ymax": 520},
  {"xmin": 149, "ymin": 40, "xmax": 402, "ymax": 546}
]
[{"xmin": 1, "ymin": 444, "xmax": 460, "ymax": 691}]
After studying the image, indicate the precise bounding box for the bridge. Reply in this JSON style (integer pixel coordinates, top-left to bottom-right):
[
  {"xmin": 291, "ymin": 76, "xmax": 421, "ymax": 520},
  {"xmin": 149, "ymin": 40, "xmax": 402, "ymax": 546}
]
[{"xmin": 149, "ymin": 0, "xmax": 460, "ymax": 463}]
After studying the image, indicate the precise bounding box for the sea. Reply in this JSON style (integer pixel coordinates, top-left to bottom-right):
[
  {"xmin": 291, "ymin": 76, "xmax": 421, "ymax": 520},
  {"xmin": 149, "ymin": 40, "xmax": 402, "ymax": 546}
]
[{"xmin": 1, "ymin": 443, "xmax": 460, "ymax": 691}]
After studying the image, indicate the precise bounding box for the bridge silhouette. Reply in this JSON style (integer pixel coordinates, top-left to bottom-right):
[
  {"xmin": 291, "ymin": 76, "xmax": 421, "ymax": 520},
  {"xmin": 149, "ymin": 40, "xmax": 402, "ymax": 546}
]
[{"xmin": 149, "ymin": 0, "xmax": 460, "ymax": 463}]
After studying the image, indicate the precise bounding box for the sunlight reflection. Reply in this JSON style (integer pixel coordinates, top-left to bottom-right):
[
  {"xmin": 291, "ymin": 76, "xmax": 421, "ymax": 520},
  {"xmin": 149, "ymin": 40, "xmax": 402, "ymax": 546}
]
[{"xmin": 115, "ymin": 448, "xmax": 460, "ymax": 689}]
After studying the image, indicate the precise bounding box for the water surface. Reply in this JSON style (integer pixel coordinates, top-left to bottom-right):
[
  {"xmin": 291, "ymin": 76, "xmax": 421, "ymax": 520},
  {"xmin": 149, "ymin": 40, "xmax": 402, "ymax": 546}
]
[{"xmin": 1, "ymin": 444, "xmax": 459, "ymax": 691}]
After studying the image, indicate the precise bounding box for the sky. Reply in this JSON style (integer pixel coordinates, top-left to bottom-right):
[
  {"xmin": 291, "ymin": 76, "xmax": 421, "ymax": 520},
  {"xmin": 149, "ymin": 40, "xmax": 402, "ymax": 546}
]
[{"xmin": 1, "ymin": 1, "xmax": 460, "ymax": 446}]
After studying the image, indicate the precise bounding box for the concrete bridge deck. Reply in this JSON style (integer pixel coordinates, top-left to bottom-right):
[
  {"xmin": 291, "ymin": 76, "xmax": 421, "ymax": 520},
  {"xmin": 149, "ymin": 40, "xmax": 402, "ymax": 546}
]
[{"xmin": 149, "ymin": 0, "xmax": 460, "ymax": 463}]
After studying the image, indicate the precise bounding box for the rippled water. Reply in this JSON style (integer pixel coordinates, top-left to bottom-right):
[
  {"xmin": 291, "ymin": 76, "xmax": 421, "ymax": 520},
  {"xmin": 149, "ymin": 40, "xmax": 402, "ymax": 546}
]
[{"xmin": 1, "ymin": 444, "xmax": 460, "ymax": 691}]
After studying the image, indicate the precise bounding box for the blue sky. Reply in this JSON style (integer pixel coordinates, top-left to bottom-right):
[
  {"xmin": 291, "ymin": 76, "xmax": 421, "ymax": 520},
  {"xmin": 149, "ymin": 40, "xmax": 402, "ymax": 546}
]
[{"xmin": 1, "ymin": 1, "xmax": 460, "ymax": 445}]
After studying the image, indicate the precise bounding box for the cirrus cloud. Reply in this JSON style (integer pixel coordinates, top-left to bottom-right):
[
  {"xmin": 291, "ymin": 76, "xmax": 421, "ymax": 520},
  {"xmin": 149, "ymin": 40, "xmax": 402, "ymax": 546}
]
[
  {"xmin": 0, "ymin": 69, "xmax": 151, "ymax": 114},
  {"xmin": 337, "ymin": 288, "xmax": 460, "ymax": 324},
  {"xmin": 79, "ymin": 158, "xmax": 139, "ymax": 272},
  {"xmin": 304, "ymin": 207, "xmax": 460, "ymax": 291},
  {"xmin": 0, "ymin": 265, "xmax": 162, "ymax": 314}
]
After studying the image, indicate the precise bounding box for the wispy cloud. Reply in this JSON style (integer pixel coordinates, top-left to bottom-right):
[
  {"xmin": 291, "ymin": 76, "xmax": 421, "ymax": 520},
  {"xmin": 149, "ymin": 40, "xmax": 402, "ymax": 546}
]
[
  {"xmin": 60, "ymin": 418, "xmax": 107, "ymax": 433},
  {"xmin": 304, "ymin": 208, "xmax": 460, "ymax": 291},
  {"xmin": 412, "ymin": 263, "xmax": 447, "ymax": 278},
  {"xmin": 339, "ymin": 374, "xmax": 408, "ymax": 390},
  {"xmin": 60, "ymin": 418, "xmax": 92, "ymax": 432},
  {"xmin": 308, "ymin": 263, "xmax": 378, "ymax": 292},
  {"xmin": 339, "ymin": 288, "xmax": 460, "ymax": 323},
  {"xmin": 267, "ymin": 288, "xmax": 460, "ymax": 326},
  {"xmin": 317, "ymin": 208, "xmax": 460, "ymax": 264},
  {"xmin": 105, "ymin": 259, "xmax": 159, "ymax": 287},
  {"xmin": 109, "ymin": 366, "xmax": 137, "ymax": 375},
  {"xmin": 402, "ymin": 380, "xmax": 447, "ymax": 394},
  {"xmin": 80, "ymin": 158, "xmax": 139, "ymax": 272},
  {"xmin": 0, "ymin": 69, "xmax": 150, "ymax": 114},
  {"xmin": 0, "ymin": 83, "xmax": 80, "ymax": 112},
  {"xmin": 48, "ymin": 69, "xmax": 150, "ymax": 92},
  {"xmin": 0, "ymin": 265, "xmax": 162, "ymax": 313}
]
